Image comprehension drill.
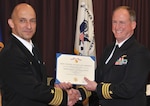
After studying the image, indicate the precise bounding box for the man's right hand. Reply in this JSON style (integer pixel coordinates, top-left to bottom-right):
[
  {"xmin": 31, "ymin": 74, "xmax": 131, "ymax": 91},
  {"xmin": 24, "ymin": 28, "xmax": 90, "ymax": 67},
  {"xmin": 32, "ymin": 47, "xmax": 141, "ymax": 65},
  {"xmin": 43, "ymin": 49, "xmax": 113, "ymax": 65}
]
[{"xmin": 67, "ymin": 88, "xmax": 81, "ymax": 106}]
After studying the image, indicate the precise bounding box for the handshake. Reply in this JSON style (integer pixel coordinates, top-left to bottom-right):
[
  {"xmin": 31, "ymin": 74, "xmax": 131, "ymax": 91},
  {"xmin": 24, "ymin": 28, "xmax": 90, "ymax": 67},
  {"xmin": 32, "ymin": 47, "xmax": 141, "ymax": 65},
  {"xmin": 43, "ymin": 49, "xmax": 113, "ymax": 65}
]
[
  {"xmin": 55, "ymin": 77, "xmax": 98, "ymax": 106},
  {"xmin": 67, "ymin": 88, "xmax": 82, "ymax": 106},
  {"xmin": 55, "ymin": 82, "xmax": 82, "ymax": 106}
]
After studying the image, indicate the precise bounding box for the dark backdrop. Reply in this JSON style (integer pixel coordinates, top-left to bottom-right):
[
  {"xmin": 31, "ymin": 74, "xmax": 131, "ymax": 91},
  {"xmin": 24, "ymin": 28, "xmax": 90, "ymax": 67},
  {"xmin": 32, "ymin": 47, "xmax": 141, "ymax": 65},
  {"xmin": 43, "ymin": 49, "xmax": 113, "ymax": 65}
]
[{"xmin": 0, "ymin": 0, "xmax": 150, "ymax": 77}]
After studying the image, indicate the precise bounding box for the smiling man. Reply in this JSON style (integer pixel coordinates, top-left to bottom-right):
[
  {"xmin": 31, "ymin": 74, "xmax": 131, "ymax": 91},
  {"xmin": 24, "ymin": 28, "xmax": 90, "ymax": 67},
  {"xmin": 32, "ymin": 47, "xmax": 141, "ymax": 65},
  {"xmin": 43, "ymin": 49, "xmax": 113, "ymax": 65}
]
[{"xmin": 82, "ymin": 6, "xmax": 150, "ymax": 106}]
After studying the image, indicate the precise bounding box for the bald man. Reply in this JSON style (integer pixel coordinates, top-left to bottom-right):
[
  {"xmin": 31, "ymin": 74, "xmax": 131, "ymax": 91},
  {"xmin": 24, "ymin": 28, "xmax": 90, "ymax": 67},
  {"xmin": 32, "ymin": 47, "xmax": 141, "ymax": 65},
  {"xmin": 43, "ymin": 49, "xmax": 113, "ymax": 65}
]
[{"xmin": 0, "ymin": 3, "xmax": 83, "ymax": 106}]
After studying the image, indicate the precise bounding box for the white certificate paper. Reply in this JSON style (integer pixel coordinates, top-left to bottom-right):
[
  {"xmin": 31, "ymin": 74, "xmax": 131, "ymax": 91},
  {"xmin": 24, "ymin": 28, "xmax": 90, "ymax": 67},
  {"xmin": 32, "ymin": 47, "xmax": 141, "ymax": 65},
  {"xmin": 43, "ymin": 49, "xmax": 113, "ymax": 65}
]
[{"xmin": 55, "ymin": 53, "xmax": 95, "ymax": 85}]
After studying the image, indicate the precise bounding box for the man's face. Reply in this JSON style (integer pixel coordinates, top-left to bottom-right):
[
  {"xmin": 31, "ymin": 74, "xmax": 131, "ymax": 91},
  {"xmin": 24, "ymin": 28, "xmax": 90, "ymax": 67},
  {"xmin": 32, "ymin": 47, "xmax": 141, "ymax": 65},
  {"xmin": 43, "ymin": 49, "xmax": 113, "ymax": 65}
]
[
  {"xmin": 8, "ymin": 5, "xmax": 36, "ymax": 42},
  {"xmin": 112, "ymin": 9, "xmax": 136, "ymax": 43}
]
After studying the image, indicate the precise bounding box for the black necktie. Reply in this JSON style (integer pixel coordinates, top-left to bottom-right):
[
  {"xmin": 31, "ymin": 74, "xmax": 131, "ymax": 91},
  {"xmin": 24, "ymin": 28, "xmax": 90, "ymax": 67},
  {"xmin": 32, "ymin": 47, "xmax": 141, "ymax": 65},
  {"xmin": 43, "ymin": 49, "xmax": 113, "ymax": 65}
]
[
  {"xmin": 32, "ymin": 46, "xmax": 42, "ymax": 78},
  {"xmin": 32, "ymin": 46, "xmax": 39, "ymax": 61},
  {"xmin": 105, "ymin": 45, "xmax": 119, "ymax": 64},
  {"xmin": 113, "ymin": 45, "xmax": 119, "ymax": 54}
]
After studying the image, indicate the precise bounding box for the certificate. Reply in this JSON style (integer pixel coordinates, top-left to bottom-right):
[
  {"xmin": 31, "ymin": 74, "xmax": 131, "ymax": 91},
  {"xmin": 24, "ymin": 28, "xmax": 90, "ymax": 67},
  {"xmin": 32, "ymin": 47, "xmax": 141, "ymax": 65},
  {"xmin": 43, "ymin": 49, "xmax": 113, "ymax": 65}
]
[{"xmin": 55, "ymin": 53, "xmax": 95, "ymax": 85}]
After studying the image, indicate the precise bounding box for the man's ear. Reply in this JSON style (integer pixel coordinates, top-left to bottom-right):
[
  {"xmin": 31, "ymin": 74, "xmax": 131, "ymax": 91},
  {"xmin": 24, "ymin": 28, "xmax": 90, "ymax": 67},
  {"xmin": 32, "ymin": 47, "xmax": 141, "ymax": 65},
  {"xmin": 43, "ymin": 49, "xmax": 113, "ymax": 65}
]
[
  {"xmin": 0, "ymin": 42, "xmax": 4, "ymax": 52},
  {"xmin": 132, "ymin": 21, "xmax": 136, "ymax": 30},
  {"xmin": 8, "ymin": 19, "xmax": 14, "ymax": 28}
]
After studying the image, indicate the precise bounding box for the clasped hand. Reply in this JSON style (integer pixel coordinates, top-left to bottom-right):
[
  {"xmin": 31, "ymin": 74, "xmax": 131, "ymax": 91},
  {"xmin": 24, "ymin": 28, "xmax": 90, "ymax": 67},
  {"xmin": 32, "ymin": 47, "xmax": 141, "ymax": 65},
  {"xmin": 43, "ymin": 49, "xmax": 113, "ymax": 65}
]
[
  {"xmin": 55, "ymin": 82, "xmax": 81, "ymax": 106},
  {"xmin": 67, "ymin": 88, "xmax": 81, "ymax": 106}
]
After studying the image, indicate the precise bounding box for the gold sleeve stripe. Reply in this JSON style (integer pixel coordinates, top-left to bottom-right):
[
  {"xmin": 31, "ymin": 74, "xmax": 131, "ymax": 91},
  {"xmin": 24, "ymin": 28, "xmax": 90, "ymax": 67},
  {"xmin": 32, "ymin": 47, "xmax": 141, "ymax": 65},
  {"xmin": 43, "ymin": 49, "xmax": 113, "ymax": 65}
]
[
  {"xmin": 105, "ymin": 84, "xmax": 110, "ymax": 99},
  {"xmin": 102, "ymin": 83, "xmax": 107, "ymax": 99},
  {"xmin": 102, "ymin": 83, "xmax": 112, "ymax": 99},
  {"xmin": 77, "ymin": 86, "xmax": 91, "ymax": 98},
  {"xmin": 106, "ymin": 84, "xmax": 112, "ymax": 99},
  {"xmin": 49, "ymin": 88, "xmax": 63, "ymax": 105},
  {"xmin": 47, "ymin": 77, "xmax": 53, "ymax": 86}
]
